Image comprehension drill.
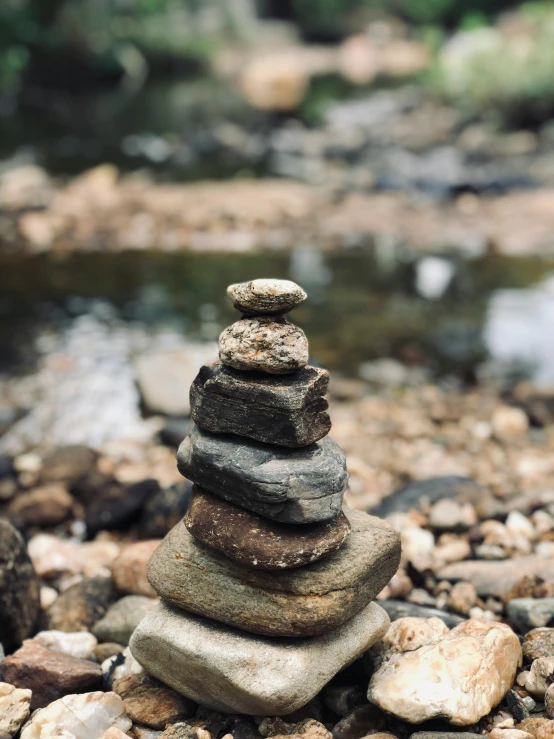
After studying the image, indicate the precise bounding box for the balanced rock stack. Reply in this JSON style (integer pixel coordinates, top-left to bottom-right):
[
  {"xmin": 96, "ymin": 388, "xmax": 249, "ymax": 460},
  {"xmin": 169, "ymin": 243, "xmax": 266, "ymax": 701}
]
[{"xmin": 131, "ymin": 279, "xmax": 401, "ymax": 715}]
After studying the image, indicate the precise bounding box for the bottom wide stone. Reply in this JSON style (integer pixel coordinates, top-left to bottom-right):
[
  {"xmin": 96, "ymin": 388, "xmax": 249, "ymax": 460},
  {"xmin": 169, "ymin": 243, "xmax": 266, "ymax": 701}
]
[{"xmin": 130, "ymin": 600, "xmax": 389, "ymax": 715}]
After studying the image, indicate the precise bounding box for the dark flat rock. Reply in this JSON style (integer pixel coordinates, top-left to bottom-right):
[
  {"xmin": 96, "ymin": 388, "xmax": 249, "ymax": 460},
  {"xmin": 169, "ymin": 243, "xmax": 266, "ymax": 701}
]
[
  {"xmin": 378, "ymin": 600, "xmax": 465, "ymax": 628},
  {"xmin": 191, "ymin": 362, "xmax": 331, "ymax": 448},
  {"xmin": 370, "ymin": 476, "xmax": 483, "ymax": 518},
  {"xmin": 147, "ymin": 508, "xmax": 401, "ymax": 638},
  {"xmin": 184, "ymin": 485, "xmax": 351, "ymax": 570},
  {"xmin": 177, "ymin": 426, "xmax": 348, "ymax": 524}
]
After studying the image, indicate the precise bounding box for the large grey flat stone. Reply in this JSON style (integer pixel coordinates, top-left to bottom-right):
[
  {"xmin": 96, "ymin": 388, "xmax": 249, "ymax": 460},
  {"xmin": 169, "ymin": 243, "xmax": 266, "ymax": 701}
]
[
  {"xmin": 177, "ymin": 426, "xmax": 347, "ymax": 524},
  {"xmin": 130, "ymin": 600, "xmax": 389, "ymax": 715},
  {"xmin": 190, "ymin": 362, "xmax": 331, "ymax": 448},
  {"xmin": 147, "ymin": 509, "xmax": 400, "ymax": 637}
]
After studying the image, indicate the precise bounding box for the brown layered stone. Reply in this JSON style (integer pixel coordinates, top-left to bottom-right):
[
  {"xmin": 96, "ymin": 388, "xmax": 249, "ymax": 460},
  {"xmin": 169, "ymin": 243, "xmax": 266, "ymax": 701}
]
[
  {"xmin": 147, "ymin": 508, "xmax": 401, "ymax": 638},
  {"xmin": 184, "ymin": 485, "xmax": 351, "ymax": 570}
]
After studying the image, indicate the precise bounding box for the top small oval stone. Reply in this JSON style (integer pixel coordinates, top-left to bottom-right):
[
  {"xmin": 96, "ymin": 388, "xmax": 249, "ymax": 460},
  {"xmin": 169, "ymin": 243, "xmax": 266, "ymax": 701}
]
[{"xmin": 227, "ymin": 279, "xmax": 307, "ymax": 315}]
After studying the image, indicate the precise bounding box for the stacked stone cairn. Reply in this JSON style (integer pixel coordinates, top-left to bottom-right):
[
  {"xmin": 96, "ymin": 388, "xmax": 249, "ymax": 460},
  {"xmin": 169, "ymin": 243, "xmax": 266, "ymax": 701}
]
[{"xmin": 131, "ymin": 279, "xmax": 401, "ymax": 716}]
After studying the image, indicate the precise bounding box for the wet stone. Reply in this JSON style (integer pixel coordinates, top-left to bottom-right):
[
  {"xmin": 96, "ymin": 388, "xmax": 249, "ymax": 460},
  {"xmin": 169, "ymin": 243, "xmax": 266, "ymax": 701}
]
[
  {"xmin": 184, "ymin": 486, "xmax": 351, "ymax": 570},
  {"xmin": 177, "ymin": 426, "xmax": 347, "ymax": 524},
  {"xmin": 190, "ymin": 363, "xmax": 331, "ymax": 448},
  {"xmin": 227, "ymin": 279, "xmax": 307, "ymax": 316},
  {"xmin": 0, "ymin": 519, "xmax": 40, "ymax": 653},
  {"xmin": 219, "ymin": 316, "xmax": 308, "ymax": 375},
  {"xmin": 147, "ymin": 509, "xmax": 400, "ymax": 638},
  {"xmin": 2, "ymin": 640, "xmax": 103, "ymax": 710},
  {"xmin": 130, "ymin": 600, "xmax": 389, "ymax": 715}
]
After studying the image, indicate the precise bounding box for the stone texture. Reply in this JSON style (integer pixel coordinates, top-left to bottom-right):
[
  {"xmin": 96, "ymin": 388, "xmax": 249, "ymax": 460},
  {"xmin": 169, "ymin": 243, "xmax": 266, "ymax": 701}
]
[
  {"xmin": 45, "ymin": 577, "xmax": 119, "ymax": 632},
  {"xmin": 111, "ymin": 541, "xmax": 161, "ymax": 597},
  {"xmin": 523, "ymin": 628, "xmax": 554, "ymax": 662},
  {"xmin": 508, "ymin": 599, "xmax": 554, "ymax": 634},
  {"xmin": 191, "ymin": 362, "xmax": 331, "ymax": 448},
  {"xmin": 368, "ymin": 619, "xmax": 522, "ymax": 725},
  {"xmin": 93, "ymin": 596, "xmax": 159, "ymax": 646},
  {"xmin": 102, "ymin": 647, "xmax": 144, "ymax": 687},
  {"xmin": 177, "ymin": 426, "xmax": 347, "ymax": 524},
  {"xmin": 266, "ymin": 720, "xmax": 330, "ymax": 739},
  {"xmin": 219, "ymin": 316, "xmax": 308, "ymax": 375},
  {"xmin": 33, "ymin": 630, "xmax": 98, "ymax": 659},
  {"xmin": 113, "ymin": 674, "xmax": 196, "ymax": 729},
  {"xmin": 438, "ymin": 556, "xmax": 554, "ymax": 598},
  {"xmin": 227, "ymin": 279, "xmax": 307, "ymax": 316},
  {"xmin": 368, "ymin": 617, "xmax": 449, "ymax": 671},
  {"xmin": 95, "ymin": 642, "xmax": 125, "ymax": 662},
  {"xmin": 85, "ymin": 479, "xmax": 160, "ymax": 535},
  {"xmin": 20, "ymin": 691, "xmax": 132, "ymax": 739},
  {"xmin": 331, "ymin": 704, "xmax": 388, "ymax": 739},
  {"xmin": 148, "ymin": 509, "xmax": 400, "ymax": 637},
  {"xmin": 6, "ymin": 484, "xmax": 74, "ymax": 527},
  {"xmin": 0, "ymin": 519, "xmax": 40, "ymax": 653},
  {"xmin": 130, "ymin": 600, "xmax": 389, "ymax": 715},
  {"xmin": 2, "ymin": 640, "xmax": 103, "ymax": 710},
  {"xmin": 28, "ymin": 534, "xmax": 120, "ymax": 579},
  {"xmin": 184, "ymin": 486, "xmax": 351, "ymax": 570},
  {"xmin": 0, "ymin": 682, "xmax": 32, "ymax": 736},
  {"xmin": 321, "ymin": 685, "xmax": 366, "ymax": 718},
  {"xmin": 517, "ymin": 656, "xmax": 554, "ymax": 697},
  {"xmin": 515, "ymin": 718, "xmax": 554, "ymax": 739}
]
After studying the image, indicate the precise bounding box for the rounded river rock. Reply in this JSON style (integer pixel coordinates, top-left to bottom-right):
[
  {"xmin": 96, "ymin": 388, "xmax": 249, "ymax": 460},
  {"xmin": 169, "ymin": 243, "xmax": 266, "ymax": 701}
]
[
  {"xmin": 177, "ymin": 425, "xmax": 347, "ymax": 524},
  {"xmin": 227, "ymin": 279, "xmax": 307, "ymax": 316},
  {"xmin": 184, "ymin": 485, "xmax": 351, "ymax": 570},
  {"xmin": 219, "ymin": 316, "xmax": 308, "ymax": 374},
  {"xmin": 147, "ymin": 508, "xmax": 401, "ymax": 637}
]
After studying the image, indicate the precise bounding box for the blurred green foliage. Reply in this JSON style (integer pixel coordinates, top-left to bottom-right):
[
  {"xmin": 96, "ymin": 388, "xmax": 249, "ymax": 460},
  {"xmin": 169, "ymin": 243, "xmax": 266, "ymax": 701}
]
[{"xmin": 435, "ymin": 1, "xmax": 554, "ymax": 123}]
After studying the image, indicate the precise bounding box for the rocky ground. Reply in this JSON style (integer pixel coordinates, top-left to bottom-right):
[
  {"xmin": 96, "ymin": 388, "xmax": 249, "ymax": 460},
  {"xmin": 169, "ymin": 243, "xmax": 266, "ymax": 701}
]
[{"xmin": 2, "ymin": 344, "xmax": 554, "ymax": 737}]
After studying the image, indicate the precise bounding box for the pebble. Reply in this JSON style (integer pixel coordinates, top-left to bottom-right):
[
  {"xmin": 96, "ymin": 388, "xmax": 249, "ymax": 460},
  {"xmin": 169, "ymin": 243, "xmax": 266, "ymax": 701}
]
[
  {"xmin": 219, "ymin": 316, "xmax": 308, "ymax": 374},
  {"xmin": 45, "ymin": 577, "xmax": 119, "ymax": 632},
  {"xmin": 332, "ymin": 705, "xmax": 388, "ymax": 739},
  {"xmin": 130, "ymin": 600, "xmax": 389, "ymax": 715},
  {"xmin": 428, "ymin": 498, "xmax": 477, "ymax": 530},
  {"xmin": 0, "ymin": 519, "xmax": 40, "ymax": 652},
  {"xmin": 517, "ymin": 656, "xmax": 554, "ymax": 697},
  {"xmin": 0, "ymin": 682, "xmax": 32, "ymax": 737},
  {"xmin": 368, "ymin": 618, "xmax": 521, "ymax": 725},
  {"xmin": 227, "ymin": 279, "xmax": 307, "ymax": 315},
  {"xmin": 40, "ymin": 445, "xmax": 99, "ymax": 483},
  {"xmin": 40, "ymin": 586, "xmax": 58, "ymax": 609},
  {"xmin": 6, "ymin": 484, "xmax": 75, "ymax": 527},
  {"xmin": 93, "ymin": 596, "xmax": 159, "ymax": 646},
  {"xmin": 20, "ymin": 691, "xmax": 132, "ymax": 739},
  {"xmin": 446, "ymin": 581, "xmax": 479, "ymax": 615},
  {"xmin": 523, "ymin": 628, "xmax": 554, "ymax": 662},
  {"xmin": 95, "ymin": 642, "xmax": 125, "ymax": 662},
  {"xmin": 2, "ymin": 640, "xmax": 103, "ymax": 709},
  {"xmin": 492, "ymin": 406, "xmax": 529, "ymax": 442},
  {"xmin": 438, "ymin": 556, "xmax": 554, "ymax": 598},
  {"xmin": 268, "ymin": 720, "xmax": 330, "ymax": 739},
  {"xmin": 516, "ymin": 716, "xmax": 554, "ymax": 739},
  {"xmin": 148, "ymin": 509, "xmax": 400, "ymax": 638},
  {"xmin": 102, "ymin": 647, "xmax": 144, "ymax": 687},
  {"xmin": 138, "ymin": 482, "xmax": 192, "ymax": 539},
  {"xmin": 113, "ymin": 674, "xmax": 196, "ymax": 729},
  {"xmin": 134, "ymin": 345, "xmax": 217, "ymax": 417},
  {"xmin": 111, "ymin": 541, "xmax": 161, "ymax": 597},
  {"xmin": 377, "ymin": 600, "xmax": 465, "ymax": 628},
  {"xmin": 184, "ymin": 486, "xmax": 351, "ymax": 570},
  {"xmin": 32, "ymin": 630, "xmax": 98, "ymax": 659},
  {"xmin": 28, "ymin": 534, "xmax": 120, "ymax": 579},
  {"xmin": 321, "ymin": 685, "xmax": 366, "ymax": 717},
  {"xmin": 369, "ymin": 617, "xmax": 449, "ymax": 671},
  {"xmin": 508, "ymin": 599, "xmax": 554, "ymax": 634},
  {"xmin": 190, "ymin": 362, "xmax": 331, "ymax": 448},
  {"xmin": 178, "ymin": 426, "xmax": 347, "ymax": 524},
  {"xmin": 370, "ymin": 476, "xmax": 483, "ymax": 518},
  {"xmin": 85, "ymin": 479, "xmax": 160, "ymax": 535}
]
